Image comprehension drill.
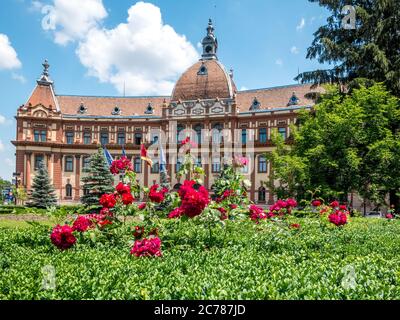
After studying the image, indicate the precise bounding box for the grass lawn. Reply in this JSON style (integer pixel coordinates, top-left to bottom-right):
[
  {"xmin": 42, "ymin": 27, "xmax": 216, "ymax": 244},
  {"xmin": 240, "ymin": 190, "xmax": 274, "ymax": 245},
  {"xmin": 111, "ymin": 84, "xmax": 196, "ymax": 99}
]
[{"xmin": 1, "ymin": 217, "xmax": 400, "ymax": 300}]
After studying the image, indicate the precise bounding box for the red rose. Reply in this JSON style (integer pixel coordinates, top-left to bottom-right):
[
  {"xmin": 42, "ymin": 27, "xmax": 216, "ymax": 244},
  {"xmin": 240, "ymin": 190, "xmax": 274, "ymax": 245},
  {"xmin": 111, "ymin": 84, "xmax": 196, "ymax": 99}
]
[
  {"xmin": 116, "ymin": 182, "xmax": 131, "ymax": 195},
  {"xmin": 99, "ymin": 193, "xmax": 116, "ymax": 208},
  {"xmin": 100, "ymin": 207, "xmax": 112, "ymax": 216},
  {"xmin": 330, "ymin": 201, "xmax": 340, "ymax": 208},
  {"xmin": 386, "ymin": 214, "xmax": 394, "ymax": 220},
  {"xmin": 249, "ymin": 205, "xmax": 267, "ymax": 223},
  {"xmin": 178, "ymin": 181, "xmax": 209, "ymax": 218},
  {"xmin": 230, "ymin": 204, "xmax": 238, "ymax": 210},
  {"xmin": 130, "ymin": 237, "xmax": 162, "ymax": 257},
  {"xmin": 72, "ymin": 216, "xmax": 93, "ymax": 232},
  {"xmin": 50, "ymin": 225, "xmax": 76, "ymax": 250},
  {"xmin": 138, "ymin": 203, "xmax": 146, "ymax": 210},
  {"xmin": 149, "ymin": 184, "xmax": 167, "ymax": 203},
  {"xmin": 122, "ymin": 192, "xmax": 135, "ymax": 205},
  {"xmin": 168, "ymin": 207, "xmax": 184, "ymax": 219},
  {"xmin": 312, "ymin": 200, "xmax": 322, "ymax": 207},
  {"xmin": 329, "ymin": 211, "xmax": 348, "ymax": 226},
  {"xmin": 286, "ymin": 198, "xmax": 297, "ymax": 208},
  {"xmin": 110, "ymin": 156, "xmax": 133, "ymax": 175},
  {"xmin": 290, "ymin": 223, "xmax": 301, "ymax": 229},
  {"xmin": 339, "ymin": 205, "xmax": 347, "ymax": 210}
]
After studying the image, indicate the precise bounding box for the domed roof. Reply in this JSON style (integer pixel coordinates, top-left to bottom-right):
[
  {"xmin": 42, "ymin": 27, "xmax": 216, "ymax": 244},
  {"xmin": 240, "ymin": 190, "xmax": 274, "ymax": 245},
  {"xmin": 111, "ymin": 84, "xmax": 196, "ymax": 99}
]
[{"xmin": 171, "ymin": 59, "xmax": 237, "ymax": 101}]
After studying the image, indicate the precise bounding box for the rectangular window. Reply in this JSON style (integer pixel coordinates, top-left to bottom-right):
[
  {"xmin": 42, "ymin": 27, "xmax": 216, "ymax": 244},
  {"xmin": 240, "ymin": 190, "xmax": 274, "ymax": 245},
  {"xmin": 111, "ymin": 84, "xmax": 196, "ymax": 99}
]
[
  {"xmin": 242, "ymin": 129, "xmax": 247, "ymax": 144},
  {"xmin": 82, "ymin": 156, "xmax": 91, "ymax": 170},
  {"xmin": 65, "ymin": 156, "xmax": 74, "ymax": 172},
  {"xmin": 34, "ymin": 155, "xmax": 44, "ymax": 170},
  {"xmin": 65, "ymin": 131, "xmax": 74, "ymax": 144},
  {"xmin": 34, "ymin": 130, "xmax": 47, "ymax": 142},
  {"xmin": 212, "ymin": 158, "xmax": 221, "ymax": 173},
  {"xmin": 117, "ymin": 132, "xmax": 126, "ymax": 145},
  {"xmin": 195, "ymin": 157, "xmax": 202, "ymax": 168},
  {"xmin": 259, "ymin": 128, "xmax": 267, "ymax": 143},
  {"xmin": 258, "ymin": 156, "xmax": 268, "ymax": 173},
  {"xmin": 278, "ymin": 127, "xmax": 287, "ymax": 140},
  {"xmin": 151, "ymin": 135, "xmax": 159, "ymax": 144},
  {"xmin": 151, "ymin": 161, "xmax": 159, "ymax": 174},
  {"xmin": 100, "ymin": 132, "xmax": 109, "ymax": 145},
  {"xmin": 134, "ymin": 157, "xmax": 141, "ymax": 173},
  {"xmin": 135, "ymin": 133, "xmax": 142, "ymax": 145},
  {"xmin": 83, "ymin": 132, "xmax": 91, "ymax": 145}
]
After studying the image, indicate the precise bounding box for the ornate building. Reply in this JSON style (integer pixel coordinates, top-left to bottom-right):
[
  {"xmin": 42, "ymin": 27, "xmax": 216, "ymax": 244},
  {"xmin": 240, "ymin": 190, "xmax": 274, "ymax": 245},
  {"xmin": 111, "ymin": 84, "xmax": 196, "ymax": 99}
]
[{"xmin": 13, "ymin": 20, "xmax": 323, "ymax": 205}]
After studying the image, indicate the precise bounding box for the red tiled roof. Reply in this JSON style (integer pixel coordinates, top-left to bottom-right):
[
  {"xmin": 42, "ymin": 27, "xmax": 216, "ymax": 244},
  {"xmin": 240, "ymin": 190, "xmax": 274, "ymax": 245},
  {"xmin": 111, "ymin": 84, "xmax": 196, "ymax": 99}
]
[
  {"xmin": 235, "ymin": 84, "xmax": 324, "ymax": 111},
  {"xmin": 56, "ymin": 95, "xmax": 169, "ymax": 117},
  {"xmin": 25, "ymin": 84, "xmax": 58, "ymax": 110}
]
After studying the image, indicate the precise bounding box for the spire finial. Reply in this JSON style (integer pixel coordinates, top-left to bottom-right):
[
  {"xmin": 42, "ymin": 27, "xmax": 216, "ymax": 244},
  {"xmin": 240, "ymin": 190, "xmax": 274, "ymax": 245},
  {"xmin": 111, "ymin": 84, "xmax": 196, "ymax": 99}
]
[
  {"xmin": 37, "ymin": 59, "xmax": 53, "ymax": 86},
  {"xmin": 201, "ymin": 19, "xmax": 218, "ymax": 60}
]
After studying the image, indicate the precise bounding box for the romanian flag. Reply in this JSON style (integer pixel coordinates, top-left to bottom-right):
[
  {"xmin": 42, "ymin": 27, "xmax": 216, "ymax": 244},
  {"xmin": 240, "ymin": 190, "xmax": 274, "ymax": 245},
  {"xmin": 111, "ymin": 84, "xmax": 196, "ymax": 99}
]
[{"xmin": 140, "ymin": 144, "xmax": 153, "ymax": 167}]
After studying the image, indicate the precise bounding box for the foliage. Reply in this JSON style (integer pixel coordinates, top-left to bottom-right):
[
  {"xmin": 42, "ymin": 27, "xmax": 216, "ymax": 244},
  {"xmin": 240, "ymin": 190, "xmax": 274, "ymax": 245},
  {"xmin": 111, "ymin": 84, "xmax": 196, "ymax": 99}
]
[
  {"xmin": 27, "ymin": 163, "xmax": 57, "ymax": 209},
  {"xmin": 81, "ymin": 147, "xmax": 115, "ymax": 208},
  {"xmin": 296, "ymin": 0, "xmax": 400, "ymax": 96},
  {"xmin": 270, "ymin": 84, "xmax": 400, "ymax": 208},
  {"xmin": 1, "ymin": 218, "xmax": 400, "ymax": 299}
]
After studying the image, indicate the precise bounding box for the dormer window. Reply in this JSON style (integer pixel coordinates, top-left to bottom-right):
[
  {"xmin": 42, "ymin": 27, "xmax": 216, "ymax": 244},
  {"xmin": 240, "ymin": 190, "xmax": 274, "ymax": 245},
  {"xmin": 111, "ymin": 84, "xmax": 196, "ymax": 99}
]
[
  {"xmin": 112, "ymin": 106, "xmax": 121, "ymax": 115},
  {"xmin": 144, "ymin": 103, "xmax": 154, "ymax": 114},
  {"xmin": 78, "ymin": 103, "xmax": 87, "ymax": 114},
  {"xmin": 197, "ymin": 63, "xmax": 208, "ymax": 76},
  {"xmin": 288, "ymin": 92, "xmax": 299, "ymax": 106},
  {"xmin": 250, "ymin": 97, "xmax": 261, "ymax": 110}
]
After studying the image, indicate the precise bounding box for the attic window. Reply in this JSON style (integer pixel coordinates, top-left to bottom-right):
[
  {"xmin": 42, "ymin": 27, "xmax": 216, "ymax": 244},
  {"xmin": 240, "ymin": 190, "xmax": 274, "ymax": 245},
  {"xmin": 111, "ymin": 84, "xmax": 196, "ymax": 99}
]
[
  {"xmin": 250, "ymin": 98, "xmax": 261, "ymax": 110},
  {"xmin": 112, "ymin": 106, "xmax": 121, "ymax": 115},
  {"xmin": 144, "ymin": 103, "xmax": 154, "ymax": 114},
  {"xmin": 288, "ymin": 92, "xmax": 299, "ymax": 106},
  {"xmin": 197, "ymin": 63, "xmax": 208, "ymax": 75},
  {"xmin": 78, "ymin": 103, "xmax": 87, "ymax": 114}
]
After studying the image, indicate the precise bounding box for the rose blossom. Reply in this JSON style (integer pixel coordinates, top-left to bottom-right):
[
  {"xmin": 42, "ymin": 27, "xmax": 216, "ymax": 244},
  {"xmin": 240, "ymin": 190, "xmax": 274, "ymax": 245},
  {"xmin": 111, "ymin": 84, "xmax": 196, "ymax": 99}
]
[
  {"xmin": 149, "ymin": 184, "xmax": 168, "ymax": 203},
  {"xmin": 329, "ymin": 211, "xmax": 348, "ymax": 226},
  {"xmin": 72, "ymin": 215, "xmax": 93, "ymax": 232},
  {"xmin": 99, "ymin": 193, "xmax": 116, "ymax": 208},
  {"xmin": 116, "ymin": 182, "xmax": 131, "ymax": 195},
  {"xmin": 130, "ymin": 237, "xmax": 162, "ymax": 257},
  {"xmin": 50, "ymin": 225, "xmax": 76, "ymax": 250},
  {"xmin": 121, "ymin": 192, "xmax": 135, "ymax": 205},
  {"xmin": 312, "ymin": 200, "xmax": 322, "ymax": 207}
]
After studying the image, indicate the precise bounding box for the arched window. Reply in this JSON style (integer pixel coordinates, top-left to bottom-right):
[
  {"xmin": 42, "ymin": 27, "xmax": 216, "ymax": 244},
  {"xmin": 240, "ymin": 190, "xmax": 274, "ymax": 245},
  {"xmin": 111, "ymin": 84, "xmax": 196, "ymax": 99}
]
[
  {"xmin": 66, "ymin": 184, "xmax": 73, "ymax": 198},
  {"xmin": 212, "ymin": 123, "xmax": 223, "ymax": 144},
  {"xmin": 258, "ymin": 187, "xmax": 266, "ymax": 203},
  {"xmin": 194, "ymin": 124, "xmax": 203, "ymax": 145}
]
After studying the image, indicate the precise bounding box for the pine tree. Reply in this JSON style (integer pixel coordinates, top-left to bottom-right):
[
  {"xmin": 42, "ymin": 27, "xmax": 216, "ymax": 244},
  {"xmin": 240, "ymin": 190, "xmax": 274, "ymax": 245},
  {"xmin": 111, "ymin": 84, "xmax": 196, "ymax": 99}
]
[
  {"xmin": 28, "ymin": 162, "xmax": 57, "ymax": 208},
  {"xmin": 81, "ymin": 147, "xmax": 114, "ymax": 207},
  {"xmin": 296, "ymin": 0, "xmax": 400, "ymax": 96}
]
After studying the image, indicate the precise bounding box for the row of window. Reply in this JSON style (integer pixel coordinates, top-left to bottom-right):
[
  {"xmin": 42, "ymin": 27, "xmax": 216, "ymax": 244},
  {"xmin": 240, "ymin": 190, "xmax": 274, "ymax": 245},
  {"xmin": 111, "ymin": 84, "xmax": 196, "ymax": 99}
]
[{"xmin": 34, "ymin": 127, "xmax": 287, "ymax": 145}]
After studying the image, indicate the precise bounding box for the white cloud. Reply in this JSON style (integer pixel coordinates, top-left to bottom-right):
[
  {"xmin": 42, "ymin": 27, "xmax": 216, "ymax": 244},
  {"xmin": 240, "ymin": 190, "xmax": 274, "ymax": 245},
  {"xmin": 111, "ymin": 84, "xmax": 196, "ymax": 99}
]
[
  {"xmin": 12, "ymin": 73, "xmax": 26, "ymax": 83},
  {"xmin": 41, "ymin": 0, "xmax": 107, "ymax": 45},
  {"xmin": 240, "ymin": 86, "xmax": 248, "ymax": 91},
  {"xmin": 296, "ymin": 18, "xmax": 305, "ymax": 31},
  {"xmin": 0, "ymin": 114, "xmax": 6, "ymax": 124},
  {"xmin": 76, "ymin": 1, "xmax": 199, "ymax": 95},
  {"xmin": 275, "ymin": 58, "xmax": 283, "ymax": 66},
  {"xmin": 290, "ymin": 46, "xmax": 299, "ymax": 54},
  {"xmin": 0, "ymin": 140, "xmax": 4, "ymax": 151},
  {"xmin": 0, "ymin": 34, "xmax": 22, "ymax": 70}
]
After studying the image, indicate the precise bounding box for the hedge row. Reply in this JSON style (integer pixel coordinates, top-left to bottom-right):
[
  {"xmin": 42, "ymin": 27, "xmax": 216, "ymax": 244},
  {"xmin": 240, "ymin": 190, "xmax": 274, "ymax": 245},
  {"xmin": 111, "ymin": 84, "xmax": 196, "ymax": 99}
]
[{"xmin": 1, "ymin": 218, "xmax": 399, "ymax": 300}]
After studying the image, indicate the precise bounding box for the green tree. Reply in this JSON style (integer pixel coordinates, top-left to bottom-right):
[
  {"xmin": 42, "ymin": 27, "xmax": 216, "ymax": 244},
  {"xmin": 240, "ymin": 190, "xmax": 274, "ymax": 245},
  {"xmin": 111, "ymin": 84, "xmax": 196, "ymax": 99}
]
[
  {"xmin": 271, "ymin": 83, "xmax": 400, "ymax": 209},
  {"xmin": 296, "ymin": 0, "xmax": 400, "ymax": 96},
  {"xmin": 265, "ymin": 130, "xmax": 307, "ymax": 200},
  {"xmin": 28, "ymin": 162, "xmax": 57, "ymax": 208},
  {"xmin": 81, "ymin": 147, "xmax": 114, "ymax": 207}
]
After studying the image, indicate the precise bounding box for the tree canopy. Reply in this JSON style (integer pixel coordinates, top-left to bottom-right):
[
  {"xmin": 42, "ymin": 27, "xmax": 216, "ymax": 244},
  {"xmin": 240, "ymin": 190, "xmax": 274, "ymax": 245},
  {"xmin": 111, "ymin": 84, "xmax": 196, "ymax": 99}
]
[
  {"xmin": 296, "ymin": 0, "xmax": 400, "ymax": 96},
  {"xmin": 270, "ymin": 83, "xmax": 400, "ymax": 208}
]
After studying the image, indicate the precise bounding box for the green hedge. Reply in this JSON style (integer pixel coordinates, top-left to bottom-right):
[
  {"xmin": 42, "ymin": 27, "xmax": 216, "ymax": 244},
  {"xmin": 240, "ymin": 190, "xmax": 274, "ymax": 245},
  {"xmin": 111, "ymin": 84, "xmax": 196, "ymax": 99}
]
[
  {"xmin": 0, "ymin": 218, "xmax": 400, "ymax": 299},
  {"xmin": 0, "ymin": 205, "xmax": 84, "ymax": 215}
]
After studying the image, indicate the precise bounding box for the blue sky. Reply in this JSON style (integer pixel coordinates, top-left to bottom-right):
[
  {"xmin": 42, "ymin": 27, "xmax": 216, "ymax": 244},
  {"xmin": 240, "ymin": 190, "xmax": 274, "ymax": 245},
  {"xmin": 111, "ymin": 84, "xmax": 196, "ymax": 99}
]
[{"xmin": 0, "ymin": 0, "xmax": 330, "ymax": 180}]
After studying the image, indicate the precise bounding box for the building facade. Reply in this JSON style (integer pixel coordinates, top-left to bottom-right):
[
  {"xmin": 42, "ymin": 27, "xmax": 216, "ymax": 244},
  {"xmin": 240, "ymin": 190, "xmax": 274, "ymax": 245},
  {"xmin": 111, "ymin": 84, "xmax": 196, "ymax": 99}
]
[{"xmin": 13, "ymin": 20, "xmax": 324, "ymax": 205}]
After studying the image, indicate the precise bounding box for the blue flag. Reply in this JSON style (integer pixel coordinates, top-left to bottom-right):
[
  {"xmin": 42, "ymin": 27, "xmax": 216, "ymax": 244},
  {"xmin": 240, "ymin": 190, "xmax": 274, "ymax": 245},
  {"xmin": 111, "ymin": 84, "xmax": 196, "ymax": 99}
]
[
  {"xmin": 122, "ymin": 146, "xmax": 127, "ymax": 157},
  {"xmin": 103, "ymin": 146, "xmax": 114, "ymax": 166}
]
